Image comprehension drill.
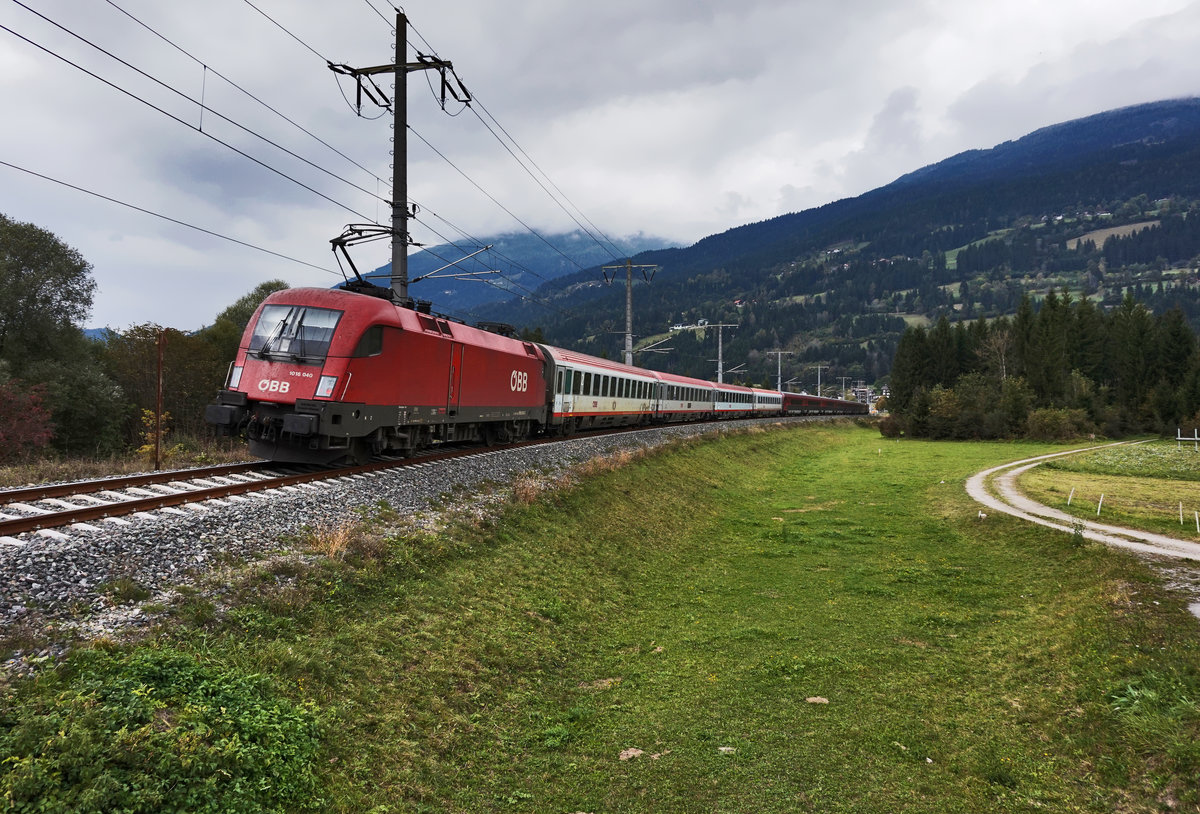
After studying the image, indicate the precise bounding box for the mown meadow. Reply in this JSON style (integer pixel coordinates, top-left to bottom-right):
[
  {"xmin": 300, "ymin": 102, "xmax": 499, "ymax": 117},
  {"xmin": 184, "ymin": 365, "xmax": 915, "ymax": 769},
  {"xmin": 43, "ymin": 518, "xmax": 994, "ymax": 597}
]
[{"xmin": 3, "ymin": 423, "xmax": 1199, "ymax": 812}]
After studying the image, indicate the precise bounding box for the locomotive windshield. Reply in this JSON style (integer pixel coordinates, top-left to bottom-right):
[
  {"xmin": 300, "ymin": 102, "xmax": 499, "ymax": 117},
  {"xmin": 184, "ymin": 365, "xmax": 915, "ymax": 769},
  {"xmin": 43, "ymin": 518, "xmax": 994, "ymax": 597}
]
[{"xmin": 249, "ymin": 305, "xmax": 342, "ymax": 362}]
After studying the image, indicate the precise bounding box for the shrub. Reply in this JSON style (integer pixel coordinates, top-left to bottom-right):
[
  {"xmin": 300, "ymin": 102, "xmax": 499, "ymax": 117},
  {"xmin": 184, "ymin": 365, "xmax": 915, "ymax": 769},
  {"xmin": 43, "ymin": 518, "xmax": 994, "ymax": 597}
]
[
  {"xmin": 0, "ymin": 380, "xmax": 53, "ymax": 462},
  {"xmin": 1025, "ymin": 407, "xmax": 1095, "ymax": 441},
  {"xmin": 0, "ymin": 647, "xmax": 324, "ymax": 813}
]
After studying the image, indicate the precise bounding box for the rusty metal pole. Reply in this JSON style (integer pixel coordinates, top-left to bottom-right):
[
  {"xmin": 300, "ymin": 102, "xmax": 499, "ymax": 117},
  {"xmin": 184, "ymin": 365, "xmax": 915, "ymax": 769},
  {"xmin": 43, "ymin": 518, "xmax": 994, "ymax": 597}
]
[{"xmin": 155, "ymin": 328, "xmax": 165, "ymax": 471}]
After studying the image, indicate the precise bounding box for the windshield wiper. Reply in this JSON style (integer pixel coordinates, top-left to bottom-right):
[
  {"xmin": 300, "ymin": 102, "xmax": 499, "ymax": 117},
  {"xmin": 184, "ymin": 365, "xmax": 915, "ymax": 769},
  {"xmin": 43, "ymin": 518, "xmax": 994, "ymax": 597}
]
[{"xmin": 257, "ymin": 307, "xmax": 298, "ymax": 358}]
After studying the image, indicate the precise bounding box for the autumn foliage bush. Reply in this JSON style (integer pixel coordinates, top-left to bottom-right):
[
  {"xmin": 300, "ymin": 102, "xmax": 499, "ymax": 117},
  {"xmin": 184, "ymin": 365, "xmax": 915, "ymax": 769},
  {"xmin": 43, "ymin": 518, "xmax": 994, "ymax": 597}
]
[{"xmin": 0, "ymin": 380, "xmax": 53, "ymax": 462}]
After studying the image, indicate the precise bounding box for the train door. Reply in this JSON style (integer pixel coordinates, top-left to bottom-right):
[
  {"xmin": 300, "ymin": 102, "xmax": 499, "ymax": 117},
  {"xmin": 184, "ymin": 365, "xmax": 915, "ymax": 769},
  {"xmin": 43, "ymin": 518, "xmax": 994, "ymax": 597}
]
[
  {"xmin": 447, "ymin": 342, "xmax": 464, "ymax": 416},
  {"xmin": 560, "ymin": 368, "xmax": 574, "ymax": 416}
]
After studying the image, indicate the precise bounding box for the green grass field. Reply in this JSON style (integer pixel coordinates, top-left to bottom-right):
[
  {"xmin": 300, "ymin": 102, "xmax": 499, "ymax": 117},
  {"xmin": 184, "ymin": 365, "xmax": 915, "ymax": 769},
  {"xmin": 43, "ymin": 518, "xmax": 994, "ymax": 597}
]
[{"xmin": 4, "ymin": 425, "xmax": 1199, "ymax": 812}]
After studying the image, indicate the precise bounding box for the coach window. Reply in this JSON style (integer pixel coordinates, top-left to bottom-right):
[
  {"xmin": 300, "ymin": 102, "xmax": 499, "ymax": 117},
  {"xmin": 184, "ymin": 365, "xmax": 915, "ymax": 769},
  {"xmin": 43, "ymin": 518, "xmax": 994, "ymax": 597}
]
[
  {"xmin": 556, "ymin": 370, "xmax": 563, "ymax": 395},
  {"xmin": 572, "ymin": 371, "xmax": 581, "ymax": 395},
  {"xmin": 582, "ymin": 372, "xmax": 591, "ymax": 395}
]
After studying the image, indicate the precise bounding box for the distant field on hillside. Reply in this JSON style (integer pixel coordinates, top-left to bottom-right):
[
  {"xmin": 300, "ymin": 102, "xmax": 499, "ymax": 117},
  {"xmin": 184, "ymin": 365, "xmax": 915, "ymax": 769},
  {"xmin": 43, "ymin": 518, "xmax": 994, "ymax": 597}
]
[{"xmin": 1066, "ymin": 220, "xmax": 1160, "ymax": 250}]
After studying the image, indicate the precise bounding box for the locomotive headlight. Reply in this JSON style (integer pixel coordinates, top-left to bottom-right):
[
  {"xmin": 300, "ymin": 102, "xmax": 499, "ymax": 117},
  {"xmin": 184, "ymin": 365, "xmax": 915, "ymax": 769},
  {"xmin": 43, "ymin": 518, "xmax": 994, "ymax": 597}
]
[
  {"xmin": 315, "ymin": 375, "xmax": 338, "ymax": 398},
  {"xmin": 228, "ymin": 365, "xmax": 243, "ymax": 388}
]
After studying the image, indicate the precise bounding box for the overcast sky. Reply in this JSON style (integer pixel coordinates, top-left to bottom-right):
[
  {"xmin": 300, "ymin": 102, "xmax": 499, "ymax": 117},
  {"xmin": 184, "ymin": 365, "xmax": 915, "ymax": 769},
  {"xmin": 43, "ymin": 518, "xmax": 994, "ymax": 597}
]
[{"xmin": 2, "ymin": 0, "xmax": 1198, "ymax": 330}]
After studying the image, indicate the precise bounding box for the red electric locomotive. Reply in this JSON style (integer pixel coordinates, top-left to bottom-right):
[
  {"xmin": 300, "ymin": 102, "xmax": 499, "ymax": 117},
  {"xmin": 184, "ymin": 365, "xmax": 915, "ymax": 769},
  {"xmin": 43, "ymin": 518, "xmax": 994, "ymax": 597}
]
[{"xmin": 206, "ymin": 287, "xmax": 548, "ymax": 463}]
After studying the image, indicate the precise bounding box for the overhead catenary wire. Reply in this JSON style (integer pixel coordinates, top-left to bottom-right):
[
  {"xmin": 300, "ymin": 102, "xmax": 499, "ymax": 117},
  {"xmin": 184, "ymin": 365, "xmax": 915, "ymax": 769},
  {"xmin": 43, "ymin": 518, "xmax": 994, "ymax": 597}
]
[
  {"xmin": 8, "ymin": 1, "xmax": 387, "ymax": 209},
  {"xmin": 468, "ymin": 96, "xmax": 626, "ymax": 259},
  {"xmin": 407, "ymin": 126, "xmax": 589, "ymax": 274},
  {"xmin": 240, "ymin": 0, "xmax": 326, "ymax": 62},
  {"xmin": 238, "ymin": 0, "xmax": 391, "ymax": 120},
  {"xmin": 0, "ymin": 159, "xmax": 341, "ymax": 276},
  {"xmin": 10, "ymin": 2, "xmax": 619, "ymax": 319},
  {"xmin": 0, "ymin": 21, "xmax": 378, "ymax": 224},
  {"xmin": 403, "ymin": 14, "xmax": 626, "ymax": 262},
  {"xmin": 238, "ymin": 2, "xmax": 625, "ymax": 279},
  {"xmin": 358, "ymin": 0, "xmax": 396, "ymax": 30},
  {"xmin": 409, "ymin": 211, "xmax": 582, "ymax": 319},
  {"xmin": 101, "ymin": 0, "xmax": 386, "ymax": 186}
]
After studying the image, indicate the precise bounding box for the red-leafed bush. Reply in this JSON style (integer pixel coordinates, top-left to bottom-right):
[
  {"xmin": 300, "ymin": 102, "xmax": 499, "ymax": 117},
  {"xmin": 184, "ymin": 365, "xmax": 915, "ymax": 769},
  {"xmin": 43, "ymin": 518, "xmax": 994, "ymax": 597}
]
[{"xmin": 0, "ymin": 380, "xmax": 54, "ymax": 462}]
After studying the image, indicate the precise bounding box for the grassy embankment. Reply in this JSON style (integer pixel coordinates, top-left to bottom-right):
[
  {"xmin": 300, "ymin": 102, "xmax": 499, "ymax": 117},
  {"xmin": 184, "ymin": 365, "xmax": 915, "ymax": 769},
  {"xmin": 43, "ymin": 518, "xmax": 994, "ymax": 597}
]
[
  {"xmin": 0, "ymin": 437, "xmax": 250, "ymax": 488},
  {"xmin": 3, "ymin": 424, "xmax": 1200, "ymax": 812}
]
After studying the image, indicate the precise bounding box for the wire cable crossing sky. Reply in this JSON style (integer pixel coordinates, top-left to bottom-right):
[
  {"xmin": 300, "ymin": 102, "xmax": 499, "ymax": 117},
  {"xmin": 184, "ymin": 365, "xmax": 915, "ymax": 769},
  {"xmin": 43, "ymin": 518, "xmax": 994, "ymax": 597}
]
[{"xmin": 1, "ymin": 0, "xmax": 1197, "ymax": 330}]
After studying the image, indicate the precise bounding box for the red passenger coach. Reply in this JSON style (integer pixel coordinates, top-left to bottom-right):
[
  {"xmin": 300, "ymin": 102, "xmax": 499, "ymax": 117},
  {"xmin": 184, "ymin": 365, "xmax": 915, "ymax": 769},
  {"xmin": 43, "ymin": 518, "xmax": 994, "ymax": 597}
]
[
  {"xmin": 781, "ymin": 390, "xmax": 868, "ymax": 416},
  {"xmin": 206, "ymin": 287, "xmax": 548, "ymax": 463}
]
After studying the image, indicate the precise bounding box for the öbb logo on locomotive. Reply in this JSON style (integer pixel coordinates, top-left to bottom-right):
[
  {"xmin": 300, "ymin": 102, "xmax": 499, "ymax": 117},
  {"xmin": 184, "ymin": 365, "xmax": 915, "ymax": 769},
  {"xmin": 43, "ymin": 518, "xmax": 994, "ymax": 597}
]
[{"xmin": 205, "ymin": 286, "xmax": 866, "ymax": 464}]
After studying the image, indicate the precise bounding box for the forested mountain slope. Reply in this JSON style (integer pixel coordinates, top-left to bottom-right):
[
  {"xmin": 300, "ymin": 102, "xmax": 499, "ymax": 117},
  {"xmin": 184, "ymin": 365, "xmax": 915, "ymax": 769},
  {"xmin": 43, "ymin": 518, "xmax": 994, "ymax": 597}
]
[{"xmin": 472, "ymin": 98, "xmax": 1200, "ymax": 390}]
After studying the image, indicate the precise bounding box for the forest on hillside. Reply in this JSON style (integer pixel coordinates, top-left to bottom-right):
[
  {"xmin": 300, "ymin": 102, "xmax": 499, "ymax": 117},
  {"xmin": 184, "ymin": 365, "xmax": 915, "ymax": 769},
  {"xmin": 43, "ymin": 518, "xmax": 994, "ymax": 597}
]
[{"xmin": 517, "ymin": 194, "xmax": 1200, "ymax": 394}]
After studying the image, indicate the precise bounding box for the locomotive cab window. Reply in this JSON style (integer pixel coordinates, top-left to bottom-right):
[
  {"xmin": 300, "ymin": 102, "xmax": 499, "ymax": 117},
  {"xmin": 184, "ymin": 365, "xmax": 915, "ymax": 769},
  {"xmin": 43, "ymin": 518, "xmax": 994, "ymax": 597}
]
[{"xmin": 249, "ymin": 305, "xmax": 342, "ymax": 363}]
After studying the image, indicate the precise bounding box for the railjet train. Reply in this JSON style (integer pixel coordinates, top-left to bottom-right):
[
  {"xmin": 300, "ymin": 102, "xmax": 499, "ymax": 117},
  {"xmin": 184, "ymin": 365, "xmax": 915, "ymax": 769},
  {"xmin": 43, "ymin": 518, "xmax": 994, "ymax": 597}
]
[{"xmin": 206, "ymin": 286, "xmax": 866, "ymax": 464}]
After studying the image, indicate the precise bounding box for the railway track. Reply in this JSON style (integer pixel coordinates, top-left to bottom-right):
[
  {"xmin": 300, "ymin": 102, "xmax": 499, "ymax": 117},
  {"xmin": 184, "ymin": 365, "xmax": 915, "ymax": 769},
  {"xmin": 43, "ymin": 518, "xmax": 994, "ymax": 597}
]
[
  {"xmin": 0, "ymin": 438, "xmax": 558, "ymax": 541},
  {"xmin": 0, "ymin": 417, "xmax": 816, "ymax": 542}
]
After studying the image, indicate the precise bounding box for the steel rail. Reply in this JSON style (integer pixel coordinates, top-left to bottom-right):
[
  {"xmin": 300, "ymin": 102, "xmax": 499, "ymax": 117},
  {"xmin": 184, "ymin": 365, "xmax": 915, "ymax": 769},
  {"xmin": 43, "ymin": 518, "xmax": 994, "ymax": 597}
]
[{"xmin": 0, "ymin": 461, "xmax": 269, "ymax": 504}]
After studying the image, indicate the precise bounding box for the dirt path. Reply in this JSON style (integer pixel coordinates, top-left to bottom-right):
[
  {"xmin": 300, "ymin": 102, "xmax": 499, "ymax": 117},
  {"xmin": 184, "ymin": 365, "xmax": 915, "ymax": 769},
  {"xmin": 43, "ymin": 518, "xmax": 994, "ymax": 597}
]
[
  {"xmin": 965, "ymin": 443, "xmax": 1200, "ymax": 562},
  {"xmin": 966, "ymin": 443, "xmax": 1200, "ymax": 619}
]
